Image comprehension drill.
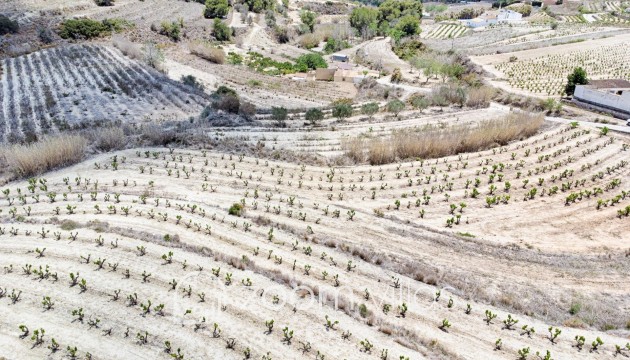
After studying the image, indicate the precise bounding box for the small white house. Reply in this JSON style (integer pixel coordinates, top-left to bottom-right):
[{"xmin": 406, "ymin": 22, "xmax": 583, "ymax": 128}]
[
  {"xmin": 574, "ymin": 79, "xmax": 630, "ymax": 117},
  {"xmin": 460, "ymin": 9, "xmax": 522, "ymax": 28},
  {"xmin": 497, "ymin": 9, "xmax": 523, "ymax": 21}
]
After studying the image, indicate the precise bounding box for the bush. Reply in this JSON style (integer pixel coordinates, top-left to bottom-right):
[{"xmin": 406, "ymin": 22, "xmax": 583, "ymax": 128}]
[
  {"xmin": 212, "ymin": 95, "xmax": 240, "ymax": 113},
  {"xmin": 58, "ymin": 19, "xmax": 109, "ymax": 39},
  {"xmin": 271, "ymin": 107, "xmax": 288, "ymax": 125},
  {"xmin": 304, "ymin": 108, "xmax": 324, "ymax": 125},
  {"xmin": 361, "ymin": 102, "xmax": 379, "ymax": 118},
  {"xmin": 298, "ymin": 33, "xmax": 320, "ymax": 49},
  {"xmin": 38, "ymin": 27, "xmax": 55, "ymax": 44},
  {"xmin": 228, "ymin": 203, "xmax": 243, "ymax": 216},
  {"xmin": 181, "ymin": 75, "xmax": 205, "ymax": 91},
  {"xmin": 332, "ymin": 103, "xmax": 352, "ymax": 120},
  {"xmin": 158, "ymin": 21, "xmax": 181, "ymax": 41},
  {"xmin": 95, "ymin": 0, "xmax": 114, "ymax": 6},
  {"xmin": 386, "ymin": 99, "xmax": 405, "ymax": 116},
  {"xmin": 204, "ymin": 0, "xmax": 229, "ymax": 18},
  {"xmin": 391, "ymin": 68, "xmax": 402, "ymax": 83},
  {"xmin": 295, "ymin": 53, "xmax": 327, "ymax": 71},
  {"xmin": 213, "ymin": 19, "xmax": 231, "ymax": 41},
  {"xmin": 409, "ymin": 94, "xmax": 429, "ymax": 111},
  {"xmin": 2, "ymin": 135, "xmax": 88, "ymax": 177},
  {"xmin": 0, "ymin": 15, "xmax": 19, "ymax": 35},
  {"xmin": 300, "ymin": 10, "xmax": 316, "ymax": 33},
  {"xmin": 239, "ymin": 101, "xmax": 256, "ymax": 118}
]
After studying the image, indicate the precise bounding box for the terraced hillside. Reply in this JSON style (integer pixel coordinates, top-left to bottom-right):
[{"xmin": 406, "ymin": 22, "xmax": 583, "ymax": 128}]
[
  {"xmin": 0, "ymin": 45, "xmax": 209, "ymax": 142},
  {"xmin": 0, "ymin": 120, "xmax": 629, "ymax": 359}
]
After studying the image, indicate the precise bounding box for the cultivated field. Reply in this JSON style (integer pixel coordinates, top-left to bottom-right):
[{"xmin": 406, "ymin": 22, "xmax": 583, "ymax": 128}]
[
  {"xmin": 471, "ymin": 33, "xmax": 630, "ymax": 96},
  {"xmin": 421, "ymin": 23, "xmax": 468, "ymax": 40},
  {"xmin": 0, "ymin": 44, "xmax": 209, "ymax": 142},
  {"xmin": 0, "ymin": 119, "xmax": 629, "ymax": 359}
]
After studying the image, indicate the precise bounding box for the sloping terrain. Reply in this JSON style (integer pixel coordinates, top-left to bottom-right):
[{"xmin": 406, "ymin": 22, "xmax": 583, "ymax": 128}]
[
  {"xmin": 0, "ymin": 44, "xmax": 209, "ymax": 142},
  {"xmin": 0, "ymin": 121, "xmax": 628, "ymax": 359}
]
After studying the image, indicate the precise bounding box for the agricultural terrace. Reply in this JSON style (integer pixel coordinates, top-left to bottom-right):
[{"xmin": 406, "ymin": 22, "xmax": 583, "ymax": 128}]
[
  {"xmin": 0, "ymin": 121, "xmax": 629, "ymax": 358},
  {"xmin": 472, "ymin": 33, "xmax": 630, "ymax": 96},
  {"xmin": 0, "ymin": 45, "xmax": 209, "ymax": 142},
  {"xmin": 421, "ymin": 23, "xmax": 468, "ymax": 40}
]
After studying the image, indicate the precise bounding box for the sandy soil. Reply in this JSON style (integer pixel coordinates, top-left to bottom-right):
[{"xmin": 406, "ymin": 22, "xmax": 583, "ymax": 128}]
[{"xmin": 1, "ymin": 114, "xmax": 629, "ymax": 360}]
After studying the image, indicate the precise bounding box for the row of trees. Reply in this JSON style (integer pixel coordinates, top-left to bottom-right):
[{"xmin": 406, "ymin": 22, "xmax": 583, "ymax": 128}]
[
  {"xmin": 349, "ymin": 0, "xmax": 422, "ymax": 41},
  {"xmin": 204, "ymin": 0, "xmax": 275, "ymax": 18}
]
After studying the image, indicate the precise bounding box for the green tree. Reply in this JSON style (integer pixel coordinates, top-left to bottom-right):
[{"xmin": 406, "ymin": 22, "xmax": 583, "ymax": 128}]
[
  {"xmin": 349, "ymin": 7, "xmax": 379, "ymax": 38},
  {"xmin": 213, "ymin": 19, "xmax": 231, "ymax": 41},
  {"xmin": 394, "ymin": 15, "xmax": 419, "ymax": 37},
  {"xmin": 204, "ymin": 0, "xmax": 229, "ymax": 18},
  {"xmin": 565, "ymin": 67, "xmax": 588, "ymax": 96},
  {"xmin": 295, "ymin": 53, "xmax": 327, "ymax": 71},
  {"xmin": 410, "ymin": 94, "xmax": 430, "ymax": 111},
  {"xmin": 386, "ymin": 99, "xmax": 405, "ymax": 117},
  {"xmin": 300, "ymin": 10, "xmax": 317, "ymax": 33},
  {"xmin": 304, "ymin": 108, "xmax": 324, "ymax": 125},
  {"xmin": 361, "ymin": 102, "xmax": 379, "ymax": 119},
  {"xmin": 378, "ymin": 0, "xmax": 423, "ymax": 22},
  {"xmin": 332, "ymin": 103, "xmax": 353, "ymax": 121}
]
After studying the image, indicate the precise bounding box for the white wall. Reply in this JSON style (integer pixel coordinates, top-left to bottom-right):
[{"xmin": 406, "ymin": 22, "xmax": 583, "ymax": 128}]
[{"xmin": 574, "ymin": 86, "xmax": 630, "ymax": 114}]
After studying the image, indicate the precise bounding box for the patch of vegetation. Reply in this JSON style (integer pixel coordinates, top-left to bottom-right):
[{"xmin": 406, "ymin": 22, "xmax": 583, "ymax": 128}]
[
  {"xmin": 393, "ymin": 39, "xmax": 425, "ymax": 61},
  {"xmin": 228, "ymin": 203, "xmax": 244, "ymax": 216},
  {"xmin": 204, "ymin": 0, "xmax": 230, "ymax": 18},
  {"xmin": 58, "ymin": 18, "xmax": 132, "ymax": 39},
  {"xmin": 213, "ymin": 19, "xmax": 231, "ymax": 41},
  {"xmin": 0, "ymin": 15, "xmax": 19, "ymax": 35}
]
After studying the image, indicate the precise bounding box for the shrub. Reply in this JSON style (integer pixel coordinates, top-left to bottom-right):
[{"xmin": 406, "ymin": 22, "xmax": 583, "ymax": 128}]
[
  {"xmin": 189, "ymin": 42, "xmax": 225, "ymax": 64},
  {"xmin": 361, "ymin": 102, "xmax": 379, "ymax": 118},
  {"xmin": 3, "ymin": 135, "xmax": 88, "ymax": 177},
  {"xmin": 58, "ymin": 19, "xmax": 109, "ymax": 40},
  {"xmin": 204, "ymin": 0, "xmax": 230, "ymax": 18},
  {"xmin": 305, "ymin": 108, "xmax": 324, "ymax": 125},
  {"xmin": 239, "ymin": 101, "xmax": 256, "ymax": 118},
  {"xmin": 213, "ymin": 19, "xmax": 231, "ymax": 41},
  {"xmin": 158, "ymin": 21, "xmax": 181, "ymax": 41},
  {"xmin": 38, "ymin": 27, "xmax": 55, "ymax": 44},
  {"xmin": 181, "ymin": 75, "xmax": 205, "ymax": 91},
  {"xmin": 391, "ymin": 68, "xmax": 402, "ymax": 83},
  {"xmin": 295, "ymin": 53, "xmax": 327, "ymax": 71},
  {"xmin": 409, "ymin": 94, "xmax": 430, "ymax": 111},
  {"xmin": 298, "ymin": 33, "xmax": 320, "ymax": 49},
  {"xmin": 0, "ymin": 15, "xmax": 19, "ymax": 35},
  {"xmin": 271, "ymin": 107, "xmax": 288, "ymax": 126},
  {"xmin": 228, "ymin": 203, "xmax": 243, "ymax": 216},
  {"xmin": 95, "ymin": 0, "xmax": 114, "ymax": 6},
  {"xmin": 332, "ymin": 103, "xmax": 352, "ymax": 121},
  {"xmin": 143, "ymin": 42, "xmax": 165, "ymax": 69},
  {"xmin": 212, "ymin": 95, "xmax": 240, "ymax": 114},
  {"xmin": 300, "ymin": 10, "xmax": 317, "ymax": 32},
  {"xmin": 386, "ymin": 99, "xmax": 405, "ymax": 117}
]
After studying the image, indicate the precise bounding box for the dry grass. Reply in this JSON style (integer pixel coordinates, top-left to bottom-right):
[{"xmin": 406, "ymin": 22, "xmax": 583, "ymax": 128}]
[
  {"xmin": 2, "ymin": 134, "xmax": 88, "ymax": 177},
  {"xmin": 189, "ymin": 42, "xmax": 225, "ymax": 64},
  {"xmin": 466, "ymin": 86, "xmax": 495, "ymax": 108},
  {"xmin": 92, "ymin": 127, "xmax": 127, "ymax": 151},
  {"xmin": 346, "ymin": 112, "xmax": 544, "ymax": 165},
  {"xmin": 112, "ymin": 35, "xmax": 142, "ymax": 60}
]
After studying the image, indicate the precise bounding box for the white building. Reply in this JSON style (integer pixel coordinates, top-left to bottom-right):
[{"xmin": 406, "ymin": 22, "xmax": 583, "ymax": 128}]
[
  {"xmin": 574, "ymin": 79, "xmax": 630, "ymax": 117},
  {"xmin": 460, "ymin": 9, "xmax": 523, "ymax": 28}
]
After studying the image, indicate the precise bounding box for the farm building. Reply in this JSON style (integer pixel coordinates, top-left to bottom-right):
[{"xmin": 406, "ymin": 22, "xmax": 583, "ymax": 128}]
[
  {"xmin": 573, "ymin": 79, "xmax": 630, "ymax": 117},
  {"xmin": 460, "ymin": 9, "xmax": 523, "ymax": 27}
]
